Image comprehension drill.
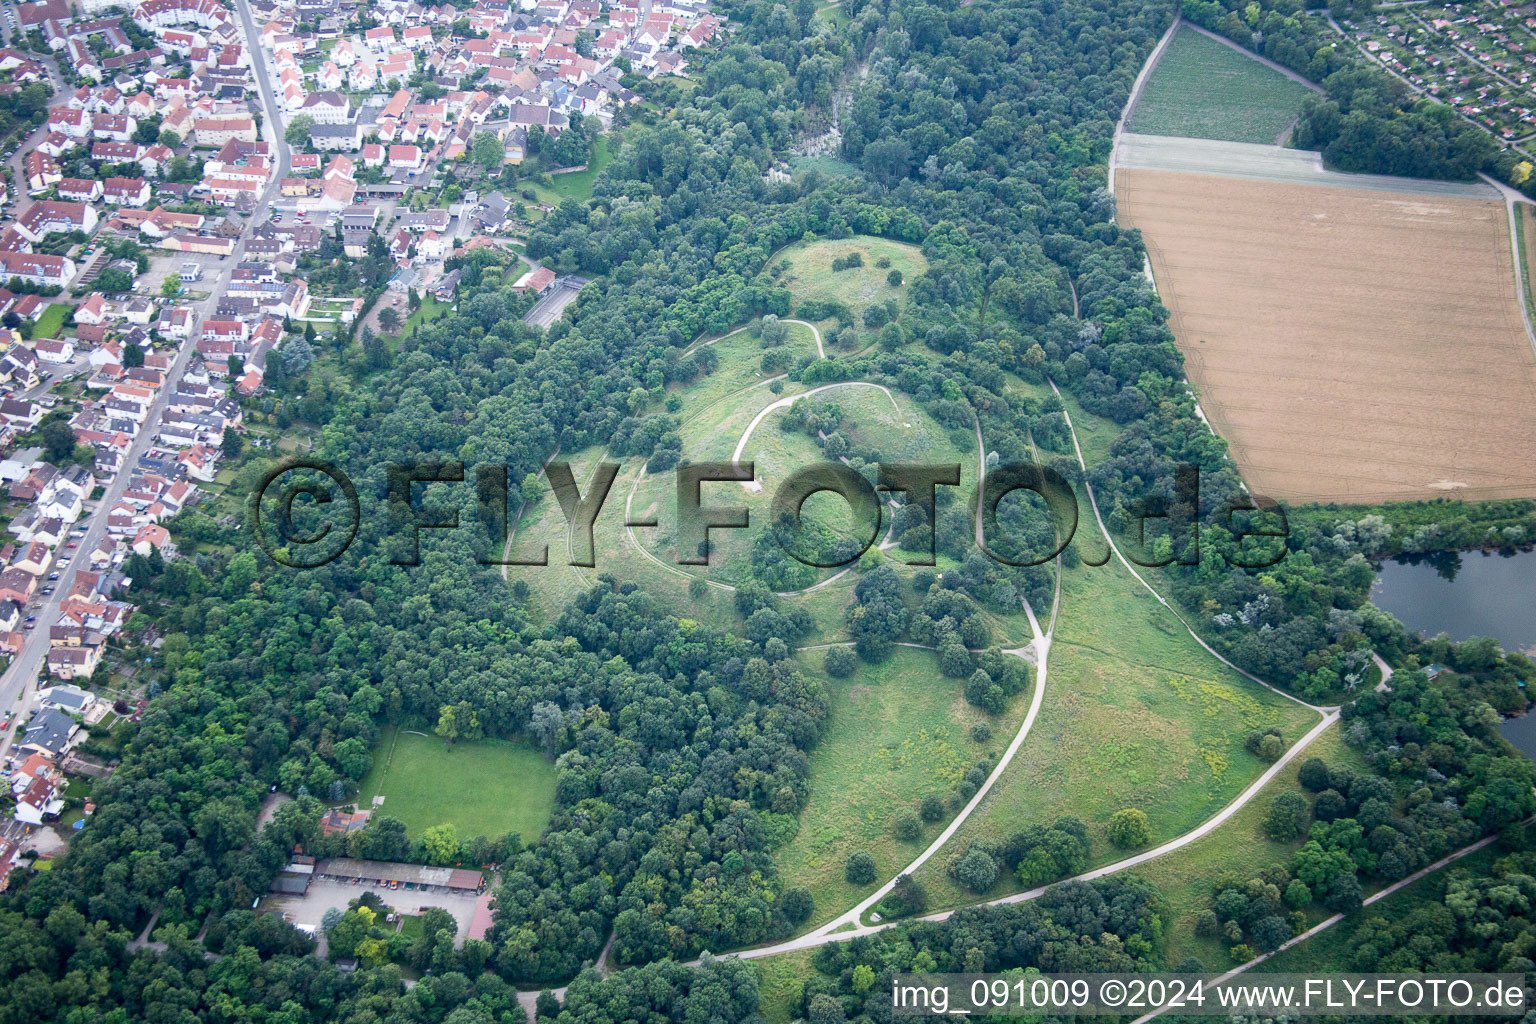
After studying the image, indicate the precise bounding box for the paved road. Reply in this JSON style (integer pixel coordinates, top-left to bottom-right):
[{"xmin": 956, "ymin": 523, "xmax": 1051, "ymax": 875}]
[
  {"xmin": 0, "ymin": 0, "xmax": 291, "ymax": 763},
  {"xmin": 2, "ymin": 24, "xmax": 67, "ymax": 202},
  {"xmin": 235, "ymin": 0, "xmax": 289, "ymax": 172},
  {"xmin": 522, "ymin": 276, "xmax": 588, "ymax": 327}
]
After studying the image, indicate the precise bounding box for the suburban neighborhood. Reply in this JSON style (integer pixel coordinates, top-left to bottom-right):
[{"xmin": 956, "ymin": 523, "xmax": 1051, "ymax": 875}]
[{"xmin": 0, "ymin": 0, "xmax": 723, "ymax": 898}]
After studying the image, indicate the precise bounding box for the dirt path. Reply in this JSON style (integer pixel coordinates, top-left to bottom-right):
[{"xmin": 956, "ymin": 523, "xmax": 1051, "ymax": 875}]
[
  {"xmin": 1109, "ymin": 16, "xmax": 1181, "ymax": 194},
  {"xmin": 1127, "ymin": 824, "xmax": 1518, "ymax": 1024},
  {"xmin": 1481, "ymin": 172, "xmax": 1536, "ymax": 360},
  {"xmin": 812, "ymin": 570, "xmax": 1056, "ymax": 936},
  {"xmin": 729, "ymin": 380, "xmax": 902, "ymax": 480},
  {"xmin": 700, "ymin": 385, "xmax": 1332, "ymax": 964},
  {"xmin": 680, "ymin": 317, "xmax": 825, "ymax": 358},
  {"xmin": 1047, "ymin": 379, "xmax": 1331, "ymax": 715}
]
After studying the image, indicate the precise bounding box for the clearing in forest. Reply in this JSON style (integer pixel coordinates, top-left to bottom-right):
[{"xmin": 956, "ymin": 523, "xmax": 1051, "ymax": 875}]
[
  {"xmin": 910, "ymin": 553, "xmax": 1317, "ymax": 911},
  {"xmin": 357, "ymin": 726, "xmax": 557, "ymax": 841}
]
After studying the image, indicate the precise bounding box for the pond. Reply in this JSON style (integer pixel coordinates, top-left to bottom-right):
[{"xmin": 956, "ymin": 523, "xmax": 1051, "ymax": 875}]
[
  {"xmin": 1369, "ymin": 548, "xmax": 1536, "ymax": 655},
  {"xmin": 1501, "ymin": 709, "xmax": 1536, "ymax": 761}
]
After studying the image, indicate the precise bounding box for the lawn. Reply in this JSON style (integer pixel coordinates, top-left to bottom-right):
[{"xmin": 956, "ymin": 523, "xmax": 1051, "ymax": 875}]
[
  {"xmin": 547, "ymin": 135, "xmax": 612, "ymax": 201},
  {"xmin": 502, "ymin": 266, "xmax": 1042, "ymax": 641},
  {"xmin": 403, "ymin": 293, "xmax": 451, "ymax": 334},
  {"xmin": 1128, "ymin": 26, "xmax": 1316, "ymax": 144},
  {"xmin": 1520, "ymin": 205, "xmax": 1536, "ymax": 320},
  {"xmin": 671, "ymin": 321, "xmax": 820, "ymax": 411},
  {"xmin": 525, "ymin": 136, "xmax": 614, "ymax": 207},
  {"xmin": 357, "ymin": 725, "xmax": 557, "ymax": 842},
  {"xmin": 788, "ymin": 155, "xmax": 860, "ymax": 178},
  {"xmin": 910, "ymin": 553, "xmax": 1319, "ymax": 911},
  {"xmin": 624, "ymin": 374, "xmax": 986, "ymax": 604},
  {"xmin": 33, "ymin": 302, "xmax": 70, "ymax": 339},
  {"xmin": 814, "ymin": 0, "xmax": 849, "ymax": 31},
  {"xmin": 773, "ymin": 646, "xmax": 1031, "ymax": 930}
]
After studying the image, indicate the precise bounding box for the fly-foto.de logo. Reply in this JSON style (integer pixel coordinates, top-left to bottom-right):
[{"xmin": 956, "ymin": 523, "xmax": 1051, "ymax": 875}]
[{"xmin": 247, "ymin": 458, "xmax": 1290, "ymax": 570}]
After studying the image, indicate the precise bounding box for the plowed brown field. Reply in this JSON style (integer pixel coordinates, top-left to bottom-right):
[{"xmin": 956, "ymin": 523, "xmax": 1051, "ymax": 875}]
[{"xmin": 1117, "ymin": 168, "xmax": 1536, "ymax": 503}]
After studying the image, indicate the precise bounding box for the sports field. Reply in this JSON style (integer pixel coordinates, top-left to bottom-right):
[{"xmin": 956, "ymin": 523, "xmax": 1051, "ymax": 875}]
[
  {"xmin": 1117, "ymin": 166, "xmax": 1536, "ymax": 502},
  {"xmin": 1128, "ymin": 26, "xmax": 1316, "ymax": 144},
  {"xmin": 357, "ymin": 726, "xmax": 557, "ymax": 841}
]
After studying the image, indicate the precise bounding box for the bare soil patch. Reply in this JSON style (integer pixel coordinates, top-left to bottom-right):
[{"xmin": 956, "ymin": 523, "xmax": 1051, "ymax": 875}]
[{"xmin": 1117, "ymin": 168, "xmax": 1536, "ymax": 503}]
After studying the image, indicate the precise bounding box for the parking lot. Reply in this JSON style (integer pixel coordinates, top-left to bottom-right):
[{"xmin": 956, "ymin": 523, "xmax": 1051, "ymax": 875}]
[{"xmin": 261, "ymin": 878, "xmax": 482, "ymax": 945}]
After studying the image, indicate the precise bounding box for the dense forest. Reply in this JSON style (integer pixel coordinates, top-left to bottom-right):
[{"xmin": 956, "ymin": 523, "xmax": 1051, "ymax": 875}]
[{"xmin": 1, "ymin": 0, "xmax": 1533, "ymax": 1019}]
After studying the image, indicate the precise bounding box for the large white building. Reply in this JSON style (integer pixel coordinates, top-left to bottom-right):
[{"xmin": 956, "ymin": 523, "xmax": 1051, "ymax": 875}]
[
  {"xmin": 0, "ymin": 251, "xmax": 75, "ymax": 287},
  {"xmin": 299, "ymin": 91, "xmax": 352, "ymax": 125}
]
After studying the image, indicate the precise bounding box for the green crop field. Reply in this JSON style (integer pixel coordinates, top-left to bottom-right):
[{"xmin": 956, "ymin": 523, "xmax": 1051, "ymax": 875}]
[
  {"xmin": 1128, "ymin": 26, "xmax": 1315, "ymax": 144},
  {"xmin": 357, "ymin": 725, "xmax": 557, "ymax": 842},
  {"xmin": 773, "ymin": 646, "xmax": 1031, "ymax": 929}
]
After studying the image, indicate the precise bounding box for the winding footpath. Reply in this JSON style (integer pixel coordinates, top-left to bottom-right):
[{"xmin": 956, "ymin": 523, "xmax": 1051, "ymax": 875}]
[
  {"xmin": 1128, "ymin": 823, "xmax": 1517, "ymax": 1024},
  {"xmin": 517, "ymin": 14, "xmax": 1494, "ymax": 997},
  {"xmin": 709, "ymin": 387, "xmax": 1336, "ymax": 964},
  {"xmin": 509, "ymin": 312, "xmax": 1360, "ymax": 987}
]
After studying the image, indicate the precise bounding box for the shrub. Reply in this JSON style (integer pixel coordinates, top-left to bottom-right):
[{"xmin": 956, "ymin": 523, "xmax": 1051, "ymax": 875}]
[
  {"xmin": 920, "ymin": 794, "xmax": 945, "ymax": 822},
  {"xmin": 970, "ymin": 721, "xmax": 992, "ymax": 743},
  {"xmin": 1263, "ymin": 792, "xmax": 1310, "ymax": 842},
  {"xmin": 880, "ymin": 873, "xmax": 928, "ymax": 917},
  {"xmin": 892, "ymin": 808, "xmax": 922, "ymax": 841},
  {"xmin": 1105, "ymin": 808, "xmax": 1151, "ymax": 848},
  {"xmin": 824, "ymin": 645, "xmax": 857, "ymax": 677},
  {"xmin": 845, "ymin": 850, "xmax": 876, "ymax": 885},
  {"xmin": 954, "ymin": 848, "xmax": 999, "ymax": 892},
  {"xmin": 1245, "ymin": 728, "xmax": 1285, "ymax": 762},
  {"xmin": 1313, "ymin": 789, "xmax": 1348, "ymax": 821},
  {"xmin": 1297, "ymin": 758, "xmax": 1332, "ymax": 792},
  {"xmin": 780, "ymin": 886, "xmax": 814, "ymax": 924},
  {"xmin": 887, "ymin": 268, "xmax": 903, "ymax": 286},
  {"xmin": 1250, "ymin": 914, "xmax": 1292, "ymax": 952},
  {"xmin": 1324, "ymin": 873, "xmax": 1363, "ymax": 912}
]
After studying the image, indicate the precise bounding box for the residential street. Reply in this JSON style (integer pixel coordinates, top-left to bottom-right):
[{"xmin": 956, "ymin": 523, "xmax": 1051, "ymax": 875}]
[{"xmin": 0, "ymin": 0, "xmax": 291, "ymax": 765}]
